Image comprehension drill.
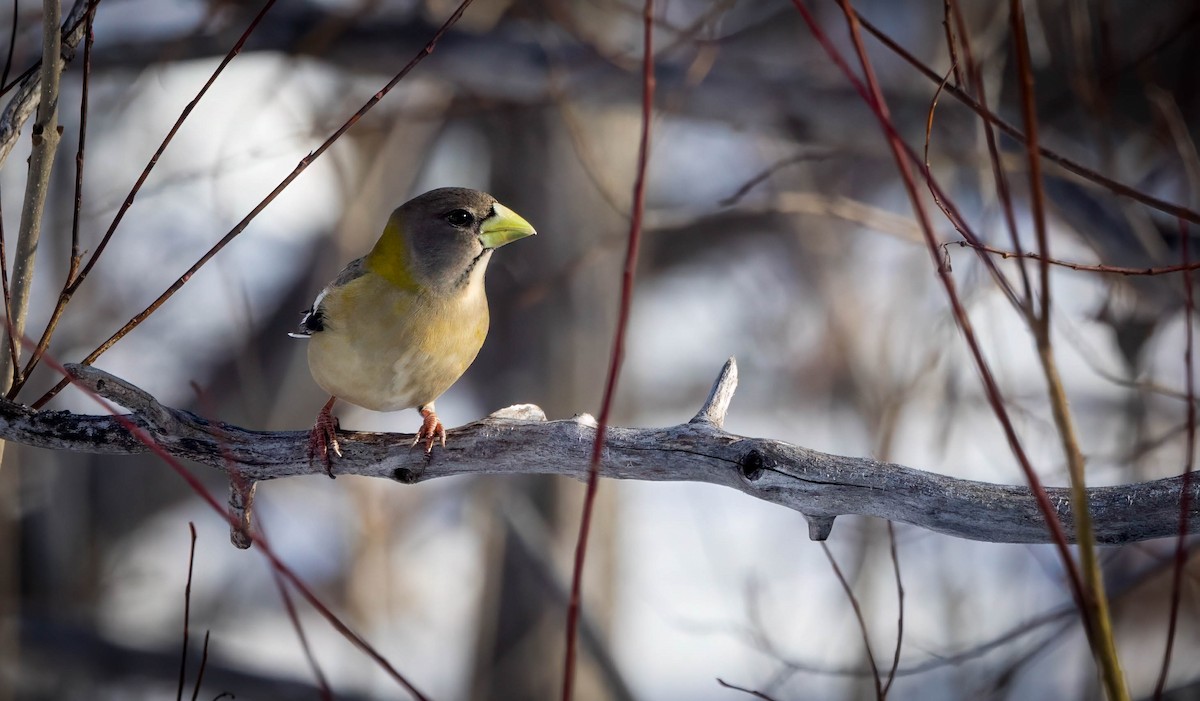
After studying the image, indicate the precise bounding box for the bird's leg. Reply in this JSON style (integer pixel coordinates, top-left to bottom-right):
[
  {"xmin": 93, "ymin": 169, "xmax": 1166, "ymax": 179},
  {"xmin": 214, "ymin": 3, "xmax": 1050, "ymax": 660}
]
[
  {"xmin": 413, "ymin": 403, "xmax": 446, "ymax": 454},
  {"xmin": 307, "ymin": 396, "xmax": 341, "ymax": 478}
]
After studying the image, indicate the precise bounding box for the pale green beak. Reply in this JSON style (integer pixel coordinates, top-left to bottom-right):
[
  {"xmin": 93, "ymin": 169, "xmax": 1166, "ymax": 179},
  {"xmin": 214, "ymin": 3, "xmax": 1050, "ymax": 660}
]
[{"xmin": 479, "ymin": 202, "xmax": 536, "ymax": 249}]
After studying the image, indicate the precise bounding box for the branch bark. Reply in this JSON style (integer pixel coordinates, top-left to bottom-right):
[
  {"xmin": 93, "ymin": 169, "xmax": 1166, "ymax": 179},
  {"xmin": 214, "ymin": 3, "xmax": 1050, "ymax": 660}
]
[{"xmin": 0, "ymin": 360, "xmax": 1193, "ymax": 546}]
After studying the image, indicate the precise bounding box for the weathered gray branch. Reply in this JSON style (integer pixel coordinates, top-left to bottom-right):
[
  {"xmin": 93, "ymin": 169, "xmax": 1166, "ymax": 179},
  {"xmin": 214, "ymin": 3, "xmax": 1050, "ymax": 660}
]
[{"xmin": 0, "ymin": 360, "xmax": 1194, "ymax": 546}]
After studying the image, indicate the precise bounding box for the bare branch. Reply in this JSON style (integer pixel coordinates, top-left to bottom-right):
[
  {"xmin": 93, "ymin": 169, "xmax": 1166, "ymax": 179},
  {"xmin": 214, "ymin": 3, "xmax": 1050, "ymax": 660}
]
[
  {"xmin": 4, "ymin": 0, "xmax": 67, "ymax": 393},
  {"xmin": 0, "ymin": 363, "xmax": 1190, "ymax": 546}
]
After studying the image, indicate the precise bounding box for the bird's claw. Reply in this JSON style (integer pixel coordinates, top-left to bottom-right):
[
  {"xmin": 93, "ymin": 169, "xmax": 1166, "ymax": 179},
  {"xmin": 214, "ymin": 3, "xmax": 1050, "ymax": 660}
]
[
  {"xmin": 308, "ymin": 405, "xmax": 341, "ymax": 478},
  {"xmin": 412, "ymin": 409, "xmax": 446, "ymax": 454}
]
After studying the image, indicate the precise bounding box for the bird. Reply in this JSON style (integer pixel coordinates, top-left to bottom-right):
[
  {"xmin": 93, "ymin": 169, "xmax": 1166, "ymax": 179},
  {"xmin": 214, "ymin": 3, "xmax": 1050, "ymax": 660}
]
[{"xmin": 290, "ymin": 187, "xmax": 536, "ymax": 475}]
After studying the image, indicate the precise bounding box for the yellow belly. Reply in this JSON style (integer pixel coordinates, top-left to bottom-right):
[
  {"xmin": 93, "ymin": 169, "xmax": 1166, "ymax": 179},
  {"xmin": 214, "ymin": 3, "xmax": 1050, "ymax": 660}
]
[{"xmin": 306, "ymin": 273, "xmax": 489, "ymax": 411}]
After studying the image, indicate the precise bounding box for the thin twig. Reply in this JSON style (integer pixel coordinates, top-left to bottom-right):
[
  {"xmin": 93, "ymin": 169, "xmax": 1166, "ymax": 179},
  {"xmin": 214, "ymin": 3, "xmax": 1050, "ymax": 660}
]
[
  {"xmin": 821, "ymin": 542, "xmax": 882, "ymax": 700},
  {"xmin": 4, "ymin": 0, "xmax": 64, "ymax": 394},
  {"xmin": 947, "ymin": 0, "xmax": 1033, "ymax": 313},
  {"xmin": 718, "ymin": 151, "xmax": 833, "ymax": 207},
  {"xmin": 177, "ymin": 522, "xmax": 198, "ymax": 701},
  {"xmin": 945, "ymin": 240, "xmax": 1200, "ymax": 277},
  {"xmin": 1150, "ymin": 82, "xmax": 1200, "ymax": 696},
  {"xmin": 189, "ymin": 630, "xmax": 210, "ymax": 701},
  {"xmin": 31, "ymin": 0, "xmax": 478, "ymax": 409},
  {"xmin": 0, "ymin": 0, "xmax": 19, "ymax": 380},
  {"xmin": 1154, "ymin": 219, "xmax": 1194, "ymax": 700},
  {"xmin": 563, "ymin": 2, "xmax": 653, "ymax": 698},
  {"xmin": 920, "ymin": 65, "xmax": 959, "ymax": 234},
  {"xmin": 881, "ymin": 522, "xmax": 904, "ymax": 696},
  {"xmin": 1009, "ymin": 0, "xmax": 1051, "ymax": 324},
  {"xmin": 67, "ymin": 0, "xmax": 95, "ymax": 277},
  {"xmin": 940, "ymin": 0, "xmax": 963, "ymax": 87},
  {"xmin": 716, "ymin": 678, "xmax": 779, "ymax": 701}
]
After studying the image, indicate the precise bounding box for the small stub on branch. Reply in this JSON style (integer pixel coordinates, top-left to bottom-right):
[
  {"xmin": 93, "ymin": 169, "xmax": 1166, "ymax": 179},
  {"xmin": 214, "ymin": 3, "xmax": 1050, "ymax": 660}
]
[
  {"xmin": 690, "ymin": 357, "xmax": 738, "ymax": 428},
  {"xmin": 805, "ymin": 514, "xmax": 837, "ymax": 541}
]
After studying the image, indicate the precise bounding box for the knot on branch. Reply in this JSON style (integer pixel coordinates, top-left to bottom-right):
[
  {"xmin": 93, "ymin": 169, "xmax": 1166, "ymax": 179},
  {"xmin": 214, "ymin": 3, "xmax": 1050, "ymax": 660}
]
[{"xmin": 739, "ymin": 449, "xmax": 764, "ymax": 482}]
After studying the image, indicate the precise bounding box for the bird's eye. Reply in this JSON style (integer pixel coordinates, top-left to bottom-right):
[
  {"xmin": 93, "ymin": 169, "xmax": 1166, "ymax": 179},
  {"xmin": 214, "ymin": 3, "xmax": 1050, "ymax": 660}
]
[{"xmin": 445, "ymin": 209, "xmax": 474, "ymax": 228}]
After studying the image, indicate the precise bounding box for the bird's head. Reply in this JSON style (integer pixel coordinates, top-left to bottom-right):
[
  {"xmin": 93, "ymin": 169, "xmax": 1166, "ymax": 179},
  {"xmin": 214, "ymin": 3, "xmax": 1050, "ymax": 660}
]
[{"xmin": 366, "ymin": 187, "xmax": 536, "ymax": 295}]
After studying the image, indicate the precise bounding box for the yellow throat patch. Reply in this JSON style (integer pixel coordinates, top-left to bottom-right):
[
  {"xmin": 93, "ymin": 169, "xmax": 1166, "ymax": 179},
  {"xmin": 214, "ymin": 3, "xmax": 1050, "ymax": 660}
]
[{"xmin": 364, "ymin": 214, "xmax": 420, "ymax": 292}]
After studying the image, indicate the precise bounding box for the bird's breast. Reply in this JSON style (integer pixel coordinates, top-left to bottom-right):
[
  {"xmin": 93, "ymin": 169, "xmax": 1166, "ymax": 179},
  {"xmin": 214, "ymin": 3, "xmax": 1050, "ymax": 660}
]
[{"xmin": 306, "ymin": 274, "xmax": 489, "ymax": 411}]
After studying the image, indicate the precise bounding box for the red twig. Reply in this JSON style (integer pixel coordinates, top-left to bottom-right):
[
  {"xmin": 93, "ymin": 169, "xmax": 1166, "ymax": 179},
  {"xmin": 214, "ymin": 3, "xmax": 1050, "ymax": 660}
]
[
  {"xmin": 1008, "ymin": 0, "xmax": 1051, "ymax": 324},
  {"xmin": 939, "ymin": 1, "xmax": 962, "ymax": 88},
  {"xmin": 176, "ymin": 522, "xmax": 198, "ymax": 701},
  {"xmin": 789, "ymin": 0, "xmax": 1089, "ymax": 624},
  {"xmin": 561, "ymin": 1, "xmax": 654, "ymax": 699},
  {"xmin": 1154, "ymin": 219, "xmax": 1195, "ymax": 699},
  {"xmin": 821, "ymin": 543, "xmax": 882, "ymax": 700},
  {"xmin": 30, "ymin": 0, "xmax": 477, "ymax": 409}
]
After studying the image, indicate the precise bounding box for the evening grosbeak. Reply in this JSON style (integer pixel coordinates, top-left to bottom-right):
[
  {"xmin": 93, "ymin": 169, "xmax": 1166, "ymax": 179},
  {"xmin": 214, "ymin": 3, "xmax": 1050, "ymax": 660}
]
[{"xmin": 291, "ymin": 187, "xmax": 536, "ymax": 474}]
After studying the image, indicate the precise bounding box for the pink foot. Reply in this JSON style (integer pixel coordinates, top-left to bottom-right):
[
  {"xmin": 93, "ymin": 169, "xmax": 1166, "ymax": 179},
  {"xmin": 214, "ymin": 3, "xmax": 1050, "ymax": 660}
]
[
  {"xmin": 307, "ymin": 396, "xmax": 341, "ymax": 478},
  {"xmin": 412, "ymin": 405, "xmax": 446, "ymax": 454}
]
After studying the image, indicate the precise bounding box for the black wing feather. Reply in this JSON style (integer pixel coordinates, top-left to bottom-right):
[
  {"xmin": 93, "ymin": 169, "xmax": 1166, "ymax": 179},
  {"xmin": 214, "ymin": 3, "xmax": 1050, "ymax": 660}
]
[{"xmin": 288, "ymin": 258, "xmax": 367, "ymax": 339}]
